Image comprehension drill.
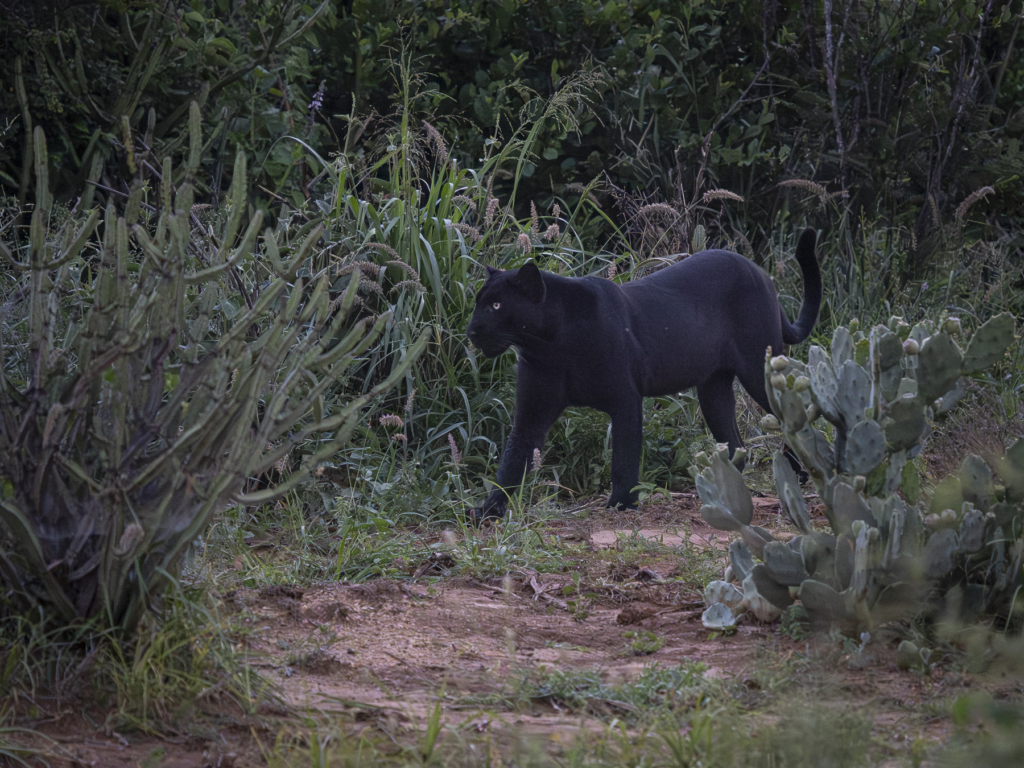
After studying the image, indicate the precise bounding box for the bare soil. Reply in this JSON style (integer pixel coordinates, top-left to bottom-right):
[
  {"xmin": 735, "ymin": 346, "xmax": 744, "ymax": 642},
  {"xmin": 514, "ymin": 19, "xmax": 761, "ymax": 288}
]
[{"xmin": 19, "ymin": 496, "xmax": 1024, "ymax": 766}]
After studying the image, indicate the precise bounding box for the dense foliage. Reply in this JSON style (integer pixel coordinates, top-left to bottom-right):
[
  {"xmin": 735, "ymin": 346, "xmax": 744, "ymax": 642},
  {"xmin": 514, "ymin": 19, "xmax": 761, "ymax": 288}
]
[{"xmin": 4, "ymin": 1, "xmax": 1023, "ymax": 271}]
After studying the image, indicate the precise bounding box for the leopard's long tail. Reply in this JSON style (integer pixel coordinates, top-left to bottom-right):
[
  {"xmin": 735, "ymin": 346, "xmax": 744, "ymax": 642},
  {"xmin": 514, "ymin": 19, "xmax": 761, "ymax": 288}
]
[{"xmin": 780, "ymin": 228, "xmax": 822, "ymax": 345}]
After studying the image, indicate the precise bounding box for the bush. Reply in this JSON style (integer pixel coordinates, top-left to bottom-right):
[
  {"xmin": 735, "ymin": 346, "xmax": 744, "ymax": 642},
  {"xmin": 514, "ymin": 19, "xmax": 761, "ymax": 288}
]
[{"xmin": 0, "ymin": 112, "xmax": 426, "ymax": 632}]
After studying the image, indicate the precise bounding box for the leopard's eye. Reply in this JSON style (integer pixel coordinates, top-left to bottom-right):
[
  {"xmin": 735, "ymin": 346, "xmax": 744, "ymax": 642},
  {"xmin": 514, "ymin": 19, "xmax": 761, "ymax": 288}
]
[{"xmin": 492, "ymin": 302, "xmax": 501, "ymax": 310}]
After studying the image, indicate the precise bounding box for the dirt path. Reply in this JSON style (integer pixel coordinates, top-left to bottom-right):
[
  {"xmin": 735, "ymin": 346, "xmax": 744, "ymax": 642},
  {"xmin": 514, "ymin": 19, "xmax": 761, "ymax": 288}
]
[{"xmin": 21, "ymin": 497, "xmax": 1022, "ymax": 766}]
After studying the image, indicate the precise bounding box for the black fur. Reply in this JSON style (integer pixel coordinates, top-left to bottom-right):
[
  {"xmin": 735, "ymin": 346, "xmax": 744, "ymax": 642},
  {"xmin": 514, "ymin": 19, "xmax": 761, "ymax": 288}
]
[{"xmin": 467, "ymin": 228, "xmax": 822, "ymax": 517}]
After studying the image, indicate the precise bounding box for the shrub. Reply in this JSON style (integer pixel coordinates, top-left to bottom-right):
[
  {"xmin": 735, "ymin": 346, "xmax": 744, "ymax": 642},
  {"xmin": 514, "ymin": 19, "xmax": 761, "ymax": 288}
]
[{"xmin": 0, "ymin": 112, "xmax": 426, "ymax": 632}]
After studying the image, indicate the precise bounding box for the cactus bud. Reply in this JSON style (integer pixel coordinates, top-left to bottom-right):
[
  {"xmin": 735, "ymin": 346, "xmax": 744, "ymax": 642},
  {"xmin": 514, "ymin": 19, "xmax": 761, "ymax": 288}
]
[
  {"xmin": 731, "ymin": 448, "xmax": 748, "ymax": 467},
  {"xmin": 761, "ymin": 414, "xmax": 781, "ymax": 431},
  {"xmin": 770, "ymin": 355, "xmax": 789, "ymax": 371},
  {"xmin": 849, "ymin": 318, "xmax": 860, "ymax": 334},
  {"xmin": 716, "ymin": 443, "xmax": 730, "ymax": 459},
  {"xmin": 854, "ymin": 475, "xmax": 866, "ymax": 492},
  {"xmin": 940, "ymin": 508, "xmax": 958, "ymax": 527},
  {"xmin": 724, "ymin": 566, "xmax": 734, "ymax": 583},
  {"xmin": 903, "ymin": 339, "xmax": 920, "ymax": 355},
  {"xmin": 925, "ymin": 513, "xmax": 940, "ymax": 528},
  {"xmin": 806, "ymin": 403, "xmax": 820, "ymax": 422},
  {"xmin": 771, "ymin": 373, "xmax": 787, "ymax": 390},
  {"xmin": 794, "ymin": 376, "xmax": 810, "ymax": 393},
  {"xmin": 944, "ymin": 317, "xmax": 962, "ymax": 335},
  {"xmin": 887, "ymin": 316, "xmax": 901, "ymax": 332}
]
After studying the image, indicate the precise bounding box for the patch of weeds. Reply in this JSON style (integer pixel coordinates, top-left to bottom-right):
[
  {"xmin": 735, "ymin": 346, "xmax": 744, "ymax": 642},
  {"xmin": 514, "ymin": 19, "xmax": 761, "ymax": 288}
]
[
  {"xmin": 566, "ymin": 597, "xmax": 593, "ymax": 622},
  {"xmin": 200, "ymin": 496, "xmax": 340, "ymax": 587},
  {"xmin": 624, "ymin": 630, "xmax": 665, "ymax": 656},
  {"xmin": 250, "ymin": 689, "xmax": 907, "ymax": 768},
  {"xmin": 779, "ymin": 604, "xmax": 811, "ymax": 641},
  {"xmin": 340, "ymin": 456, "xmax": 474, "ymax": 527},
  {"xmin": 505, "ymin": 662, "xmax": 714, "ymax": 722},
  {"xmin": 618, "ymin": 663, "xmax": 712, "ymax": 711},
  {"xmin": 202, "ymin": 491, "xmax": 435, "ymax": 588},
  {"xmin": 333, "ymin": 514, "xmax": 422, "ymax": 581},
  {"xmin": 1, "ymin": 580, "xmax": 277, "ymax": 737},
  {"xmin": 594, "ymin": 529, "xmax": 680, "ymax": 575},
  {"xmin": 939, "ymin": 695, "xmax": 1024, "ymax": 766},
  {"xmin": 544, "ymin": 407, "xmax": 613, "ymax": 498},
  {"xmin": 707, "ymin": 703, "xmax": 877, "ymax": 767},
  {"xmin": 448, "ymin": 507, "xmax": 569, "ymax": 579},
  {"xmin": 557, "ymin": 572, "xmax": 595, "ymax": 621},
  {"xmin": 102, "ymin": 584, "xmax": 280, "ymax": 732},
  {"xmin": 679, "ymin": 536, "xmax": 729, "ymax": 593},
  {"xmin": 618, "ymin": 529, "xmax": 678, "ymax": 555}
]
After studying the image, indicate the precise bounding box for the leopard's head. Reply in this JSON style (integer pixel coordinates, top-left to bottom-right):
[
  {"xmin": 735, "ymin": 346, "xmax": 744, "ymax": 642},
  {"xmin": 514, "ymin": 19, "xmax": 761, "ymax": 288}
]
[{"xmin": 467, "ymin": 261, "xmax": 547, "ymax": 357}]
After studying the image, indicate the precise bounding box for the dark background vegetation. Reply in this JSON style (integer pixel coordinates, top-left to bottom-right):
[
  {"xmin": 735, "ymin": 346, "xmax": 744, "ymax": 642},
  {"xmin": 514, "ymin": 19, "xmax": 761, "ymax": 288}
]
[
  {"xmin": 4, "ymin": 0, "xmax": 1022, "ymax": 505},
  {"xmin": 4, "ymin": 0, "xmax": 1023, "ymax": 268}
]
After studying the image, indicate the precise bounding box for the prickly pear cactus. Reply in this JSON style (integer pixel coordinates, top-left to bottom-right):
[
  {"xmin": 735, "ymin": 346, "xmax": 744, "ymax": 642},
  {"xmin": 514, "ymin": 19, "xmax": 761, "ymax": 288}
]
[{"xmin": 697, "ymin": 313, "xmax": 1020, "ymax": 635}]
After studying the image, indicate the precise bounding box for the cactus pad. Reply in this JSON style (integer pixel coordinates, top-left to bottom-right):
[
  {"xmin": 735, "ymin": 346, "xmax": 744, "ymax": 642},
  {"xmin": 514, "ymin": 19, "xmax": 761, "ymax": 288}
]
[
  {"xmin": 762, "ymin": 541, "xmax": 809, "ymax": 586},
  {"xmin": 750, "ymin": 564, "xmax": 796, "ymax": 610},
  {"xmin": 883, "ymin": 396, "xmax": 926, "ymax": 452},
  {"xmin": 962, "ymin": 313, "xmax": 1015, "ymax": 372},
  {"xmin": 810, "ymin": 360, "xmax": 841, "ymax": 424},
  {"xmin": 701, "ymin": 602, "xmax": 739, "ymax": 631},
  {"xmin": 696, "ymin": 450, "xmax": 754, "ymax": 529},
  {"xmin": 934, "ymin": 376, "xmax": 966, "ymax": 415},
  {"xmin": 836, "ymin": 359, "xmax": 872, "ymax": 427},
  {"xmin": 917, "ymin": 333, "xmax": 963, "ymax": 403},
  {"xmin": 959, "ymin": 454, "xmax": 994, "ymax": 511},
  {"xmin": 832, "ymin": 326, "xmax": 854, "ymax": 367},
  {"xmin": 958, "ymin": 508, "xmax": 986, "ymax": 554},
  {"xmin": 742, "ymin": 572, "xmax": 784, "ymax": 622},
  {"xmin": 700, "ymin": 504, "xmax": 743, "ymax": 532},
  {"xmin": 923, "ymin": 528, "xmax": 959, "ymax": 579},
  {"xmin": 799, "ymin": 580, "xmax": 860, "ymax": 633},
  {"xmin": 740, "ymin": 525, "xmax": 776, "ymax": 560},
  {"xmin": 846, "ymin": 420, "xmax": 886, "ymax": 476},
  {"xmin": 729, "ymin": 539, "xmax": 755, "ymax": 583},
  {"xmin": 832, "ymin": 482, "xmax": 878, "ymax": 534},
  {"xmin": 773, "ymin": 451, "xmax": 811, "ymax": 533}
]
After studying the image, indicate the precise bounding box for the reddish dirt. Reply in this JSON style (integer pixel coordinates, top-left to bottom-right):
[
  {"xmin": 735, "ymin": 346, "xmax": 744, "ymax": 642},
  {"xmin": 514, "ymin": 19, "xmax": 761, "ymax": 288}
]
[{"xmin": 15, "ymin": 496, "xmax": 1021, "ymax": 766}]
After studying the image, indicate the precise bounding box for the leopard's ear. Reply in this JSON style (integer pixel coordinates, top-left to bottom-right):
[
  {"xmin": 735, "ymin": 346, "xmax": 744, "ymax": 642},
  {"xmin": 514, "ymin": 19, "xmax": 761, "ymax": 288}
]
[
  {"xmin": 486, "ymin": 265, "xmax": 500, "ymax": 277},
  {"xmin": 510, "ymin": 260, "xmax": 546, "ymax": 303}
]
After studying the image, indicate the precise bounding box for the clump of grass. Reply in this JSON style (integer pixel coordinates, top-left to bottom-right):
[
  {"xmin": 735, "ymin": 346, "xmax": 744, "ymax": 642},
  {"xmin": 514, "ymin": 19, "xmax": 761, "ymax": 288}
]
[
  {"xmin": 0, "ymin": 579, "xmax": 275, "ymax": 736},
  {"xmin": 498, "ymin": 662, "xmax": 714, "ymax": 722},
  {"xmin": 448, "ymin": 505, "xmax": 569, "ymax": 580},
  {"xmin": 625, "ymin": 630, "xmax": 665, "ymax": 656}
]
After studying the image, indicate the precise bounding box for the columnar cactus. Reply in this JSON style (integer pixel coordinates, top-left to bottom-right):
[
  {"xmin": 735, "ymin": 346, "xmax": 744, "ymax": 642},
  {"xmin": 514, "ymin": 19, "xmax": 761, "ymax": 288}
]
[
  {"xmin": 697, "ymin": 313, "xmax": 1019, "ymax": 634},
  {"xmin": 0, "ymin": 116, "xmax": 429, "ymax": 632}
]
